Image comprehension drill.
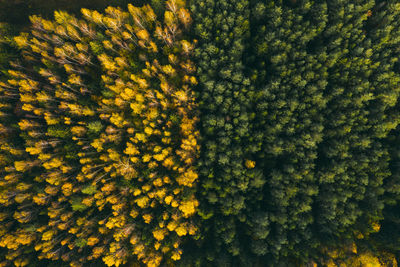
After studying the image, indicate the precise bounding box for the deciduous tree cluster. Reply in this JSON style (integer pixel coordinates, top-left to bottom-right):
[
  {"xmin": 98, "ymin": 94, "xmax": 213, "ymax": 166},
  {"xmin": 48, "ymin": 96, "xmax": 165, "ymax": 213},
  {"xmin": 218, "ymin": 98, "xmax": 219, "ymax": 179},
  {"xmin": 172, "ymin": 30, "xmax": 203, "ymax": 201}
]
[{"xmin": 0, "ymin": 1, "xmax": 199, "ymax": 266}]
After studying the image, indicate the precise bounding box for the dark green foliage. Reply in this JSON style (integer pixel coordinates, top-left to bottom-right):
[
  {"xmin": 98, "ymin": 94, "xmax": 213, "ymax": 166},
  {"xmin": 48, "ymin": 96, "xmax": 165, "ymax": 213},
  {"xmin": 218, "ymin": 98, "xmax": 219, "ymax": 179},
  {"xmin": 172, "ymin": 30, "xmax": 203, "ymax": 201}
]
[
  {"xmin": 189, "ymin": 0, "xmax": 262, "ymax": 263},
  {"xmin": 366, "ymin": 2, "xmax": 400, "ymax": 262},
  {"xmin": 188, "ymin": 0, "xmax": 400, "ymax": 265},
  {"xmin": 247, "ymin": 1, "xmax": 329, "ymax": 261},
  {"xmin": 150, "ymin": 0, "xmax": 165, "ymax": 16},
  {"xmin": 0, "ymin": 23, "xmax": 17, "ymax": 75},
  {"xmin": 87, "ymin": 121, "xmax": 104, "ymax": 134}
]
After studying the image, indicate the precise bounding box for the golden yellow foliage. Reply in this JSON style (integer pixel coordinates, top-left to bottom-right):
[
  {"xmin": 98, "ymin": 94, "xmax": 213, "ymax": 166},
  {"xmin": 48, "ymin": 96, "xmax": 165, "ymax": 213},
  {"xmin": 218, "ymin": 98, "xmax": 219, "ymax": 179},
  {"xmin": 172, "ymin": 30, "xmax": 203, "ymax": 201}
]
[
  {"xmin": 178, "ymin": 199, "xmax": 199, "ymax": 217},
  {"xmin": 0, "ymin": 1, "xmax": 199, "ymax": 266},
  {"xmin": 152, "ymin": 228, "xmax": 167, "ymax": 241},
  {"xmin": 245, "ymin": 159, "xmax": 256, "ymax": 169}
]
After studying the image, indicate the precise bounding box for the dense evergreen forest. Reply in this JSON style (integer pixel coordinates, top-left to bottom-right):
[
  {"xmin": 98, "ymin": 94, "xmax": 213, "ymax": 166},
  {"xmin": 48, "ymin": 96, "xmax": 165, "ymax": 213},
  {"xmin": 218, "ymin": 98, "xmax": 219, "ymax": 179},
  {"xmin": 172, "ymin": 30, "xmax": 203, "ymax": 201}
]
[{"xmin": 0, "ymin": 0, "xmax": 400, "ymax": 266}]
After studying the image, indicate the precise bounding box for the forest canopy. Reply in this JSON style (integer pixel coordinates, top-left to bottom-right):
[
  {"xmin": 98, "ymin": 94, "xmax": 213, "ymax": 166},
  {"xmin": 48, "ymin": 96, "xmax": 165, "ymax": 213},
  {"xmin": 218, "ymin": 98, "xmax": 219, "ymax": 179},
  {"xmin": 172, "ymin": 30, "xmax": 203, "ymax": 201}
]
[{"xmin": 0, "ymin": 0, "xmax": 400, "ymax": 266}]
